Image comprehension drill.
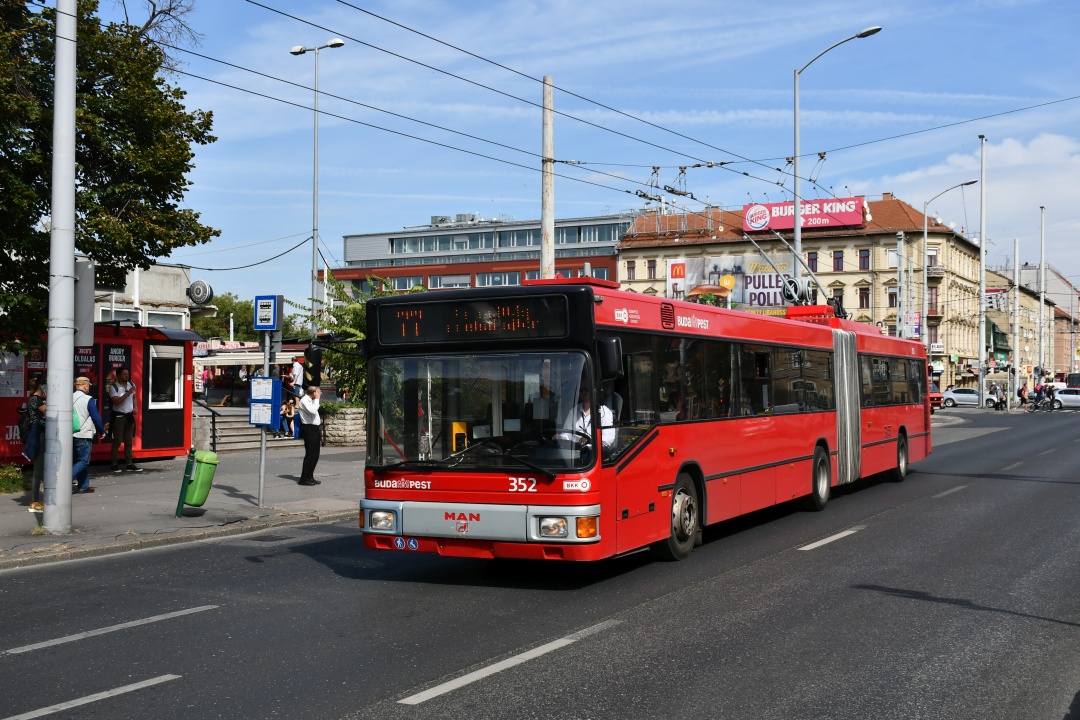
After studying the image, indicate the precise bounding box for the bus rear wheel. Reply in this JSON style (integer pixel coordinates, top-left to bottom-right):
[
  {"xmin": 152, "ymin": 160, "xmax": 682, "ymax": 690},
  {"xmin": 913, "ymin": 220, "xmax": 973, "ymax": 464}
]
[
  {"xmin": 651, "ymin": 473, "xmax": 699, "ymax": 561},
  {"xmin": 889, "ymin": 434, "xmax": 908, "ymax": 482},
  {"xmin": 802, "ymin": 446, "xmax": 830, "ymax": 511}
]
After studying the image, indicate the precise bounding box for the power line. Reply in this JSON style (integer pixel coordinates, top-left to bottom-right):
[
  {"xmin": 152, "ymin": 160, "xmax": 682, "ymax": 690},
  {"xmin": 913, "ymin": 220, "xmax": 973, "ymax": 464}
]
[{"xmin": 175, "ymin": 236, "xmax": 311, "ymax": 271}]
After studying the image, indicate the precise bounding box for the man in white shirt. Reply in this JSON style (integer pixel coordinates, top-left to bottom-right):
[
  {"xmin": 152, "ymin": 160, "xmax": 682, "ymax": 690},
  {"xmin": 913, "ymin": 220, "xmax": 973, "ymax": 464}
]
[
  {"xmin": 108, "ymin": 368, "xmax": 142, "ymax": 472},
  {"xmin": 289, "ymin": 357, "xmax": 304, "ymax": 401},
  {"xmin": 297, "ymin": 385, "xmax": 322, "ymax": 485},
  {"xmin": 560, "ymin": 386, "xmax": 616, "ymax": 459}
]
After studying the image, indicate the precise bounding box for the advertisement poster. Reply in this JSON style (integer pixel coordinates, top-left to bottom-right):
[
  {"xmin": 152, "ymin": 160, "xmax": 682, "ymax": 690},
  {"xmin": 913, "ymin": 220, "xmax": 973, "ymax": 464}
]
[
  {"xmin": 743, "ymin": 196, "xmax": 865, "ymax": 232},
  {"xmin": 0, "ymin": 353, "xmax": 24, "ymax": 398},
  {"xmin": 667, "ymin": 254, "xmax": 797, "ymax": 311}
]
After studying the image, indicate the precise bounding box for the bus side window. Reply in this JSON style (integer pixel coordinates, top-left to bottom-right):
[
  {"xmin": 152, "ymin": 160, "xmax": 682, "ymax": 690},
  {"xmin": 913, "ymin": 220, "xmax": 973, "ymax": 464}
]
[{"xmin": 737, "ymin": 345, "xmax": 771, "ymax": 415}]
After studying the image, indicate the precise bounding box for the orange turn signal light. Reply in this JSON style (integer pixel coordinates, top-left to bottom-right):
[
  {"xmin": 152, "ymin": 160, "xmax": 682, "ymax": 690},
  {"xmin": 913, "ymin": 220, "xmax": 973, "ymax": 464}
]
[{"xmin": 577, "ymin": 516, "xmax": 598, "ymax": 539}]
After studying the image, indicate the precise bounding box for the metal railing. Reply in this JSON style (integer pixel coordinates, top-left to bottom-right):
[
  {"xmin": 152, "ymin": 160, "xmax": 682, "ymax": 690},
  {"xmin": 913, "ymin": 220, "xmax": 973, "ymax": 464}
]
[{"xmin": 192, "ymin": 397, "xmax": 220, "ymax": 453}]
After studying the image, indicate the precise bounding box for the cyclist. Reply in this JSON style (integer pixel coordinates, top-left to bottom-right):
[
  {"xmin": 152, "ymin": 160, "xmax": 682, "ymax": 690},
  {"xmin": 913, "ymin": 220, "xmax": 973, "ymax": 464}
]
[{"xmin": 1046, "ymin": 383, "xmax": 1057, "ymax": 411}]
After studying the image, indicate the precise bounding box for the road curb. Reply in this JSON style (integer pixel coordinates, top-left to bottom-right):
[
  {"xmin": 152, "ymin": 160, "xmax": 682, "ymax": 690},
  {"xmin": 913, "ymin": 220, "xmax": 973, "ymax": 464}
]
[{"xmin": 0, "ymin": 508, "xmax": 358, "ymax": 571}]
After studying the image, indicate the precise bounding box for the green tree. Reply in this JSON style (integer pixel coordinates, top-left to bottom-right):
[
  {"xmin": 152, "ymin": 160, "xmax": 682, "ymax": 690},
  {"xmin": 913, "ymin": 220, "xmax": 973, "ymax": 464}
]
[
  {"xmin": 0, "ymin": 0, "xmax": 217, "ymax": 351},
  {"xmin": 319, "ymin": 274, "xmax": 424, "ymax": 404}
]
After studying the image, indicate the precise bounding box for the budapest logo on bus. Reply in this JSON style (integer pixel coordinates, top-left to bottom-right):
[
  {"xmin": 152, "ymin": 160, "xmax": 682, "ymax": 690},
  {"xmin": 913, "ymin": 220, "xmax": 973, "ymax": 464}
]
[{"xmin": 745, "ymin": 204, "xmax": 771, "ymax": 231}]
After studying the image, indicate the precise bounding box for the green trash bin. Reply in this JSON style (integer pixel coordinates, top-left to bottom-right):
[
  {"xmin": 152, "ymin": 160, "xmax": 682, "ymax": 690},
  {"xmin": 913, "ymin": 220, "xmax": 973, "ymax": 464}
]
[{"xmin": 185, "ymin": 451, "xmax": 218, "ymax": 507}]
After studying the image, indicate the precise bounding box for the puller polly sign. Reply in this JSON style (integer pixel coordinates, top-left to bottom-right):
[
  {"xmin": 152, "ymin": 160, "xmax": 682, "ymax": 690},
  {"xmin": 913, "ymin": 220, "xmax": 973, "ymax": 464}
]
[{"xmin": 743, "ymin": 196, "xmax": 865, "ymax": 232}]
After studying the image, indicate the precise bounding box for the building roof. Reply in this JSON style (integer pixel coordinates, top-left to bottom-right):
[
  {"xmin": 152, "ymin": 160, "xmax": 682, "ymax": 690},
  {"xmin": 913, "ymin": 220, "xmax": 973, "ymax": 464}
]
[{"xmin": 617, "ymin": 194, "xmax": 975, "ymax": 251}]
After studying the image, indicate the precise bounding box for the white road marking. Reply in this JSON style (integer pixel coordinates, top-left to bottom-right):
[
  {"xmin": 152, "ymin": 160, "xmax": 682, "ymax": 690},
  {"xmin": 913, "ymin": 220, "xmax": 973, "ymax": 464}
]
[
  {"xmin": 798, "ymin": 529, "xmax": 860, "ymax": 551},
  {"xmin": 2, "ymin": 605, "xmax": 218, "ymax": 655},
  {"xmin": 1038, "ymin": 448, "xmax": 1054, "ymax": 456},
  {"xmin": 933, "ymin": 485, "xmax": 968, "ymax": 498},
  {"xmin": 398, "ymin": 619, "xmax": 621, "ymax": 705},
  {"xmin": 1000, "ymin": 462, "xmax": 1023, "ymax": 472},
  {"xmin": 1, "ymin": 674, "xmax": 180, "ymax": 720}
]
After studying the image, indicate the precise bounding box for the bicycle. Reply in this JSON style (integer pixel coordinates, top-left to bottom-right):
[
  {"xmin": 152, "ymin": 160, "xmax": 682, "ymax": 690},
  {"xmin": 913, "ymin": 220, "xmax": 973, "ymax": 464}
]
[{"xmin": 1026, "ymin": 398, "xmax": 1057, "ymax": 412}]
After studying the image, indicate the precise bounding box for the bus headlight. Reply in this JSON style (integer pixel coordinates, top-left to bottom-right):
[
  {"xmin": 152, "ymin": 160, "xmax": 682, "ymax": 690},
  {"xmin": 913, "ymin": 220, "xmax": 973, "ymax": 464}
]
[
  {"xmin": 369, "ymin": 510, "xmax": 396, "ymax": 530},
  {"xmin": 539, "ymin": 517, "xmax": 568, "ymax": 538}
]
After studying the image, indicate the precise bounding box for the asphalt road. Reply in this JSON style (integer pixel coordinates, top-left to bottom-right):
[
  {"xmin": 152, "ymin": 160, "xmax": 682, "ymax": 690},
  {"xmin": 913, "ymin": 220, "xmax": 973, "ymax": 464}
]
[{"xmin": 3, "ymin": 408, "xmax": 1080, "ymax": 719}]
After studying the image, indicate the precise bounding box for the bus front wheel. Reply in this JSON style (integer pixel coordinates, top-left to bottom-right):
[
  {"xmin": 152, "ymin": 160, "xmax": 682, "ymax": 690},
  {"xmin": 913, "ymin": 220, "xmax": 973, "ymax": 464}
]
[{"xmin": 652, "ymin": 473, "xmax": 699, "ymax": 561}]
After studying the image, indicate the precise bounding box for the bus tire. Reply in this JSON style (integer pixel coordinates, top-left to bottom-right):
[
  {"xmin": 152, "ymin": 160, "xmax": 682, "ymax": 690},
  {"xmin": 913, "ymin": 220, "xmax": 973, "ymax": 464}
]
[
  {"xmin": 651, "ymin": 473, "xmax": 699, "ymax": 561},
  {"xmin": 889, "ymin": 434, "xmax": 908, "ymax": 482},
  {"xmin": 802, "ymin": 446, "xmax": 830, "ymax": 511}
]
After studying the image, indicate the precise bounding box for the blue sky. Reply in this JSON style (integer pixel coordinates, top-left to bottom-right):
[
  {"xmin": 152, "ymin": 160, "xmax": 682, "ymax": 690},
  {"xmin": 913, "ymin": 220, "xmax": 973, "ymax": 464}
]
[{"xmin": 103, "ymin": 0, "xmax": 1080, "ymax": 317}]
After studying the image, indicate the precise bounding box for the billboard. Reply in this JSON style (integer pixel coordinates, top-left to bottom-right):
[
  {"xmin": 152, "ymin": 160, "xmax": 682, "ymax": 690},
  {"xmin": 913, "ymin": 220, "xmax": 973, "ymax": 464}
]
[
  {"xmin": 743, "ymin": 196, "xmax": 865, "ymax": 232},
  {"xmin": 666, "ymin": 255, "xmax": 797, "ymax": 310}
]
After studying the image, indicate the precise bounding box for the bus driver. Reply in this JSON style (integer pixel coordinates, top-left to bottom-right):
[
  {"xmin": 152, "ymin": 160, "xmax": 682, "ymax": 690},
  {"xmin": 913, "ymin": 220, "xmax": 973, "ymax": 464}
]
[{"xmin": 560, "ymin": 385, "xmax": 616, "ymax": 457}]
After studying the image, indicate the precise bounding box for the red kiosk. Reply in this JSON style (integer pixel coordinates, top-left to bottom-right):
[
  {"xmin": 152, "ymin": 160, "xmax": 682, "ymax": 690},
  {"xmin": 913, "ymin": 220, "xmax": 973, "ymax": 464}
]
[{"xmin": 1, "ymin": 323, "xmax": 199, "ymax": 464}]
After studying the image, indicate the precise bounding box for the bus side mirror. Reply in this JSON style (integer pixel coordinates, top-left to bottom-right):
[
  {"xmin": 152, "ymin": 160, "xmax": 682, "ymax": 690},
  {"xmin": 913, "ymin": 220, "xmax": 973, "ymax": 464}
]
[{"xmin": 598, "ymin": 337, "xmax": 623, "ymax": 380}]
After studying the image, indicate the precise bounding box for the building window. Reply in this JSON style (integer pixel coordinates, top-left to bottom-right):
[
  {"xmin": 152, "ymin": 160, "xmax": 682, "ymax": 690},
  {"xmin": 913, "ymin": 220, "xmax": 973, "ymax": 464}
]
[
  {"xmin": 887, "ymin": 248, "xmax": 898, "ymax": 268},
  {"xmin": 626, "ymin": 261, "xmax": 636, "ymax": 281},
  {"xmin": 859, "ymin": 287, "xmax": 870, "ymax": 309},
  {"xmin": 927, "ymin": 287, "xmax": 938, "ymax": 314},
  {"xmin": 807, "ymin": 252, "xmax": 817, "ymax": 272},
  {"xmin": 887, "ymin": 324, "xmax": 897, "ymax": 337},
  {"xmin": 859, "ymin": 249, "xmax": 870, "ymax": 270},
  {"xmin": 391, "ymin": 276, "xmax": 423, "ymax": 291},
  {"xmin": 809, "ymin": 288, "xmax": 818, "ymax": 304},
  {"xmin": 591, "ymin": 267, "xmax": 609, "ymax": 280},
  {"xmin": 476, "ymin": 272, "xmax": 520, "ymax": 287},
  {"xmin": 146, "ymin": 312, "xmax": 185, "ymax": 329},
  {"xmin": 647, "ymin": 260, "xmax": 657, "ymax": 280},
  {"xmin": 428, "ymin": 274, "xmax": 471, "ymax": 289},
  {"xmin": 100, "ymin": 308, "xmax": 141, "ymax": 324},
  {"xmin": 927, "ymin": 248, "xmax": 939, "ymax": 266},
  {"xmin": 929, "ymin": 325, "xmax": 939, "ymax": 344},
  {"xmin": 832, "ymin": 288, "xmax": 844, "ymax": 306},
  {"xmin": 832, "ymin": 250, "xmax": 844, "ymax": 271},
  {"xmin": 888, "ymin": 287, "xmax": 898, "ymax": 308},
  {"xmin": 148, "ymin": 345, "xmax": 183, "ymax": 409}
]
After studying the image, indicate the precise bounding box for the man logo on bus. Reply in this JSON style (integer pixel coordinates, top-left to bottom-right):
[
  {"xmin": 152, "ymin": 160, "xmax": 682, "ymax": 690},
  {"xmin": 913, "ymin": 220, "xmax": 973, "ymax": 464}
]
[
  {"xmin": 614, "ymin": 308, "xmax": 629, "ymax": 324},
  {"xmin": 745, "ymin": 204, "xmax": 770, "ymax": 231}
]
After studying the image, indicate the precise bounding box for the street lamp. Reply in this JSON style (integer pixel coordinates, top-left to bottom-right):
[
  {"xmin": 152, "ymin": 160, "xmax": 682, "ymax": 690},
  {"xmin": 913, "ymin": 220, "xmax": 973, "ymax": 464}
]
[
  {"xmin": 922, "ymin": 179, "xmax": 977, "ymax": 351},
  {"xmin": 793, "ymin": 26, "xmax": 881, "ymax": 290},
  {"xmin": 290, "ymin": 38, "xmax": 345, "ymax": 336}
]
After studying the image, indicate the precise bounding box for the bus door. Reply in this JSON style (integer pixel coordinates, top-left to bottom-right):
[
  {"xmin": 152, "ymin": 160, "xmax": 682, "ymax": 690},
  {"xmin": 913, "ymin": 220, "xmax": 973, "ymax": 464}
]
[{"xmin": 611, "ymin": 338, "xmax": 660, "ymax": 553}]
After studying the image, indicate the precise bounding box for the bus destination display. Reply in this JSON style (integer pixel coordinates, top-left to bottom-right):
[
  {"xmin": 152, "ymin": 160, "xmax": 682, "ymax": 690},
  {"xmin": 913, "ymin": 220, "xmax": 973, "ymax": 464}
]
[{"xmin": 379, "ymin": 297, "xmax": 568, "ymax": 344}]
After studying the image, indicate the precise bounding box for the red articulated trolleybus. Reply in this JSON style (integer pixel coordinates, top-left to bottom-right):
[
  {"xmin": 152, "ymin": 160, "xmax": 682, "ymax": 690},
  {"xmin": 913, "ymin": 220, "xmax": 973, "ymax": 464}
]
[{"xmin": 359, "ymin": 278, "xmax": 931, "ymax": 561}]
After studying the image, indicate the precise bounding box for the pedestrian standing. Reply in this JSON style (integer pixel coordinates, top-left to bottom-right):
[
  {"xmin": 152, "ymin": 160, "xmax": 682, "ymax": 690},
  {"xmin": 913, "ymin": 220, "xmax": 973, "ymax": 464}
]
[
  {"xmin": 72, "ymin": 376, "xmax": 106, "ymax": 494},
  {"xmin": 108, "ymin": 368, "xmax": 142, "ymax": 472},
  {"xmin": 297, "ymin": 385, "xmax": 322, "ymax": 486},
  {"xmin": 290, "ymin": 357, "xmax": 304, "ymax": 402}
]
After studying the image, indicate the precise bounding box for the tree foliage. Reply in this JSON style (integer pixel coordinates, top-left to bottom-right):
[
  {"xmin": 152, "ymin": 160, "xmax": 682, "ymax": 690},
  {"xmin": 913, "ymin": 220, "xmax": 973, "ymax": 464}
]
[
  {"xmin": 0, "ymin": 0, "xmax": 218, "ymax": 350},
  {"xmin": 318, "ymin": 275, "xmax": 424, "ymax": 404}
]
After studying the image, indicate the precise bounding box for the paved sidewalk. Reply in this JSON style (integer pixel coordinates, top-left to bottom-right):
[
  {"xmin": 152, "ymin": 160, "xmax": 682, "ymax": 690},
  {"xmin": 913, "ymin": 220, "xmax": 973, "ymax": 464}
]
[{"xmin": 0, "ymin": 442, "xmax": 365, "ymax": 570}]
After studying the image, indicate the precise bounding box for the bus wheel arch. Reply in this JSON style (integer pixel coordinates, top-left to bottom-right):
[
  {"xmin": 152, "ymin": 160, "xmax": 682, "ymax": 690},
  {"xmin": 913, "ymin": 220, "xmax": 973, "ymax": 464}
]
[
  {"xmin": 889, "ymin": 431, "xmax": 908, "ymax": 482},
  {"xmin": 651, "ymin": 470, "xmax": 702, "ymax": 561}
]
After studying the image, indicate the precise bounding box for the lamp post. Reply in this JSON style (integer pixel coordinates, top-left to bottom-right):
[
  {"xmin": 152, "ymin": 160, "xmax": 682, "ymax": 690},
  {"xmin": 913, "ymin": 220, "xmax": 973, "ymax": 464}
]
[
  {"xmin": 793, "ymin": 26, "xmax": 881, "ymax": 289},
  {"xmin": 922, "ymin": 179, "xmax": 977, "ymax": 351},
  {"xmin": 290, "ymin": 38, "xmax": 345, "ymax": 336}
]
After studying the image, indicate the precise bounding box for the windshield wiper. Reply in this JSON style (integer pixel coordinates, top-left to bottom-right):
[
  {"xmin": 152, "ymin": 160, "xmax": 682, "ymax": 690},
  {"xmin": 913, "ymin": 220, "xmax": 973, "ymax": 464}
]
[
  {"xmin": 502, "ymin": 453, "xmax": 557, "ymax": 480},
  {"xmin": 375, "ymin": 458, "xmax": 457, "ymax": 472}
]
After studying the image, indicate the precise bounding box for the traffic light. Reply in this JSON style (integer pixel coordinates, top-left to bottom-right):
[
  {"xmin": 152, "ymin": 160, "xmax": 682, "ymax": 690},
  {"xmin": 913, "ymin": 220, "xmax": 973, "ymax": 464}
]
[{"xmin": 303, "ymin": 346, "xmax": 323, "ymax": 389}]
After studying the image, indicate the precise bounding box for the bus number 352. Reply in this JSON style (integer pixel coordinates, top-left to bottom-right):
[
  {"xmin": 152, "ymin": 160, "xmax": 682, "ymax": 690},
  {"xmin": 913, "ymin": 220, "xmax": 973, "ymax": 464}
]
[{"xmin": 510, "ymin": 477, "xmax": 537, "ymax": 492}]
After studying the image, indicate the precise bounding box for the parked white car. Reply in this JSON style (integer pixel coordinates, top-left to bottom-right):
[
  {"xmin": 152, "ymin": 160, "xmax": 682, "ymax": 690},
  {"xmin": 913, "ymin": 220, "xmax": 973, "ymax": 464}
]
[
  {"xmin": 1052, "ymin": 387, "xmax": 1080, "ymax": 410},
  {"xmin": 942, "ymin": 387, "xmax": 996, "ymax": 408}
]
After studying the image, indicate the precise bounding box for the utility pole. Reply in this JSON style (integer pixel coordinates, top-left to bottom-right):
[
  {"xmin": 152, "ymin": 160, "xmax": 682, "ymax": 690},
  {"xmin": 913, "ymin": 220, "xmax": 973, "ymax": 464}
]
[
  {"xmin": 1038, "ymin": 206, "xmax": 1046, "ymax": 380},
  {"xmin": 540, "ymin": 76, "xmax": 555, "ymax": 279},
  {"xmin": 896, "ymin": 232, "xmax": 906, "ymax": 337},
  {"xmin": 977, "ymin": 135, "xmax": 987, "ymax": 407},
  {"xmin": 1012, "ymin": 238, "xmax": 1019, "ymax": 410},
  {"xmin": 44, "ymin": 0, "xmax": 77, "ymax": 534}
]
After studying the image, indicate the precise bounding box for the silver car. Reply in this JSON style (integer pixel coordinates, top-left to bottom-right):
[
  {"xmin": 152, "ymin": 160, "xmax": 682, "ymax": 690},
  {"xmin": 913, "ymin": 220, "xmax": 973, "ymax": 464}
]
[
  {"xmin": 1051, "ymin": 387, "xmax": 1080, "ymax": 410},
  {"xmin": 942, "ymin": 387, "xmax": 996, "ymax": 408}
]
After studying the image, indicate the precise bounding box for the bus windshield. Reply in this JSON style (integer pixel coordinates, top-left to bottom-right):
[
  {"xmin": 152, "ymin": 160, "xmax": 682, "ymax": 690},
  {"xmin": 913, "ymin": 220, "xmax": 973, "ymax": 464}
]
[{"xmin": 369, "ymin": 351, "xmax": 613, "ymax": 473}]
